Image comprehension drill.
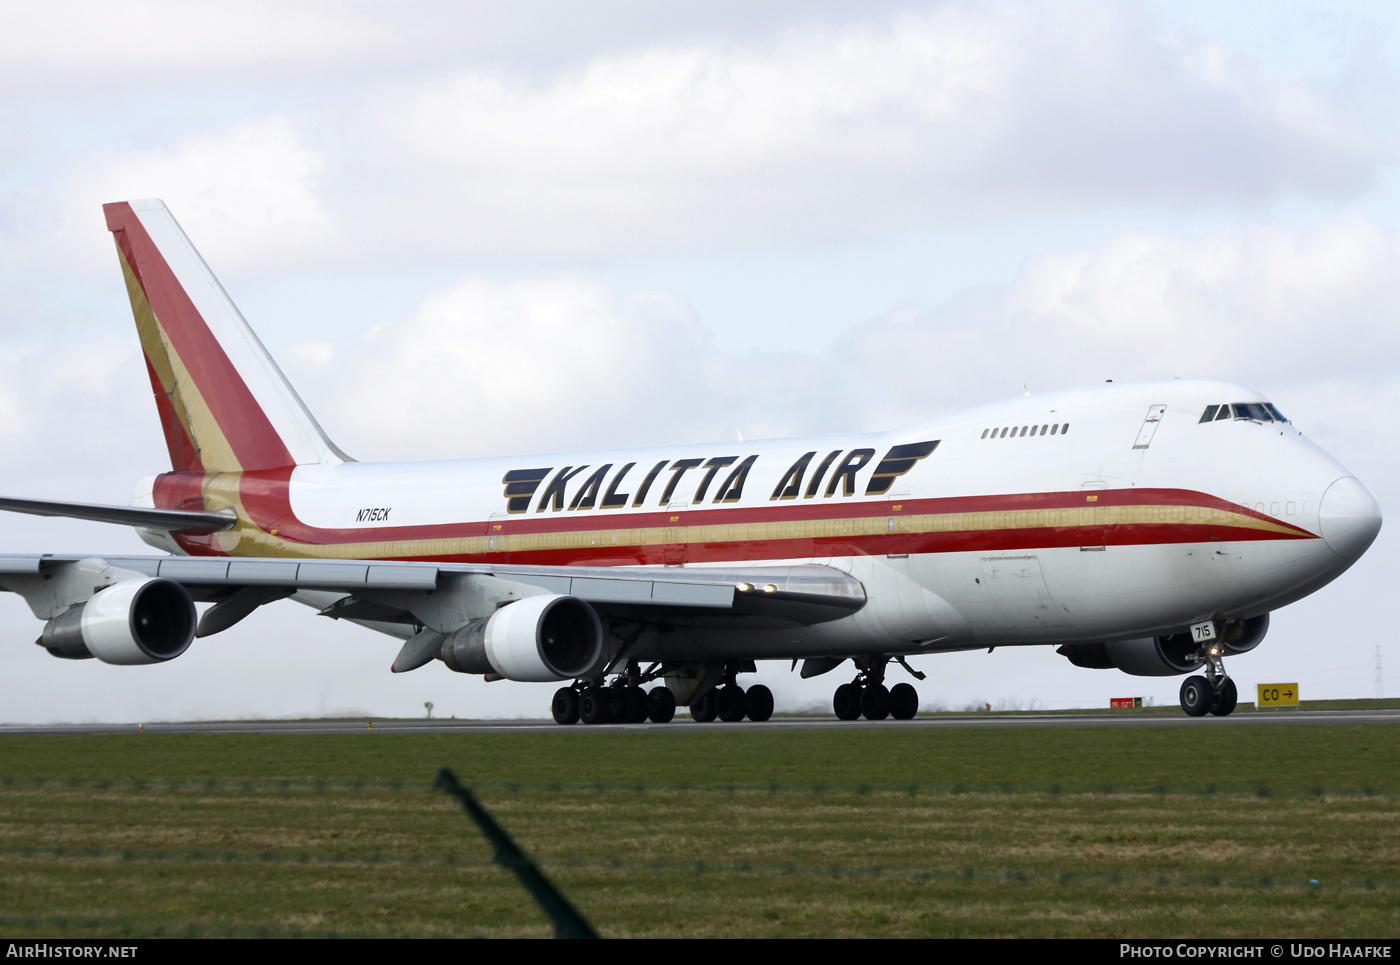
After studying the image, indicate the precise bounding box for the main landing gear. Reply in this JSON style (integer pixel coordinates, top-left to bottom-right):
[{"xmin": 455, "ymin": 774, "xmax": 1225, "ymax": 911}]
[
  {"xmin": 1178, "ymin": 648, "xmax": 1238, "ymax": 718},
  {"xmin": 551, "ymin": 660, "xmax": 676, "ymax": 725},
  {"xmin": 689, "ymin": 664, "xmax": 774, "ymax": 724},
  {"xmin": 831, "ymin": 657, "xmax": 920, "ymax": 722},
  {"xmin": 552, "ymin": 660, "xmax": 774, "ymax": 726}
]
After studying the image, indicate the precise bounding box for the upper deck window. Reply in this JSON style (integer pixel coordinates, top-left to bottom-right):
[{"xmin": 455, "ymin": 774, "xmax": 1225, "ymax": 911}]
[{"xmin": 980, "ymin": 423, "xmax": 1070, "ymax": 439}]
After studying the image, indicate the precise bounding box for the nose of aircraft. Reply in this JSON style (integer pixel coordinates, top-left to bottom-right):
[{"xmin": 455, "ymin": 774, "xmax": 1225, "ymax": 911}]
[{"xmin": 1318, "ymin": 476, "xmax": 1382, "ymax": 561}]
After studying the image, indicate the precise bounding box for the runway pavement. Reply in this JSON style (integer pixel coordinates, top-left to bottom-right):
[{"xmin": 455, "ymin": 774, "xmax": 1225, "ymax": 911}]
[{"xmin": 2, "ymin": 708, "xmax": 1396, "ymax": 736}]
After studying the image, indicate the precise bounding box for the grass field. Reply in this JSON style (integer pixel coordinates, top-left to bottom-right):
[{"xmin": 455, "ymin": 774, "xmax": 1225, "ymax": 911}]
[{"xmin": 1, "ymin": 721, "xmax": 1398, "ymax": 937}]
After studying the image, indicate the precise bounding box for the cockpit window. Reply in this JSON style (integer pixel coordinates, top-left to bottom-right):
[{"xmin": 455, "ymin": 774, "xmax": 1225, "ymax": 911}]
[
  {"xmin": 1233, "ymin": 403, "xmax": 1272, "ymax": 421},
  {"xmin": 1202, "ymin": 402, "xmax": 1287, "ymax": 424}
]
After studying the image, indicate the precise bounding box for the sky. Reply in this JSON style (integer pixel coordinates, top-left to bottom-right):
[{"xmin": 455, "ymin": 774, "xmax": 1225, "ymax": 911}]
[{"xmin": 0, "ymin": 0, "xmax": 1396, "ymax": 723}]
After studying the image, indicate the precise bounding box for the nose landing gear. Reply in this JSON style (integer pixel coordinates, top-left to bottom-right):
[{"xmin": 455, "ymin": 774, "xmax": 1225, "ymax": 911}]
[{"xmin": 1179, "ymin": 648, "xmax": 1238, "ymax": 717}]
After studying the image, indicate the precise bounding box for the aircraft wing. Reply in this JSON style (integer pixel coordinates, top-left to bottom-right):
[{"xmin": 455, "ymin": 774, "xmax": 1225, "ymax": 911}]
[{"xmin": 0, "ymin": 554, "xmax": 866, "ymax": 637}]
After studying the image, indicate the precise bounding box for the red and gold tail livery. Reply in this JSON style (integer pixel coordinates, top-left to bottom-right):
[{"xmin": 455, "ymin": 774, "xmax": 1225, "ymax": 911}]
[{"xmin": 105, "ymin": 199, "xmax": 349, "ymax": 475}]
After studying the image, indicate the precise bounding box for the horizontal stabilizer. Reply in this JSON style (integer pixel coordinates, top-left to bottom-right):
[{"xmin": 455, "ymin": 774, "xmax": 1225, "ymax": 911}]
[{"xmin": 0, "ymin": 497, "xmax": 236, "ymax": 534}]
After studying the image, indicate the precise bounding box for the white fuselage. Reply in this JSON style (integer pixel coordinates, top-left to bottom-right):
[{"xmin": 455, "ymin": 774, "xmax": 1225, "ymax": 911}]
[{"xmin": 149, "ymin": 379, "xmax": 1379, "ymax": 662}]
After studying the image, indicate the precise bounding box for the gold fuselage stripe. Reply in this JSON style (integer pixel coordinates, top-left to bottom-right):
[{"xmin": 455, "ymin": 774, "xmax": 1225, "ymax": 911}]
[{"xmin": 202, "ymin": 500, "xmax": 1307, "ymax": 560}]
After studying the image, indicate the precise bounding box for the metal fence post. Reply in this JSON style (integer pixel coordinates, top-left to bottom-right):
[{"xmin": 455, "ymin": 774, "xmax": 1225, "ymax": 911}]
[{"xmin": 434, "ymin": 767, "xmax": 598, "ymax": 939}]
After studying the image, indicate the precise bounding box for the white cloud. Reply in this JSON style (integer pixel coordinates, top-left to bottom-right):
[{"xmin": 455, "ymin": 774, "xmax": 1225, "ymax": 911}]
[
  {"xmin": 0, "ymin": 2, "xmax": 387, "ymax": 76},
  {"xmin": 0, "ymin": 337, "xmax": 163, "ymax": 502},
  {"xmin": 296, "ymin": 275, "xmax": 720, "ymax": 459},
  {"xmin": 829, "ymin": 213, "xmax": 1400, "ymax": 432},
  {"xmin": 345, "ymin": 0, "xmax": 1374, "ymax": 259},
  {"xmin": 3, "ymin": 117, "xmax": 331, "ymax": 274},
  {"xmin": 0, "ymin": 2, "xmax": 1377, "ymax": 275}
]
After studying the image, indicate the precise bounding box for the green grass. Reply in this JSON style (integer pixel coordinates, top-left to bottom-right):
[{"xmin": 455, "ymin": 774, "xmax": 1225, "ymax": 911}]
[
  {"xmin": 3, "ymin": 724, "xmax": 1397, "ymax": 787},
  {"xmin": 2, "ymin": 724, "xmax": 1398, "ymax": 937}
]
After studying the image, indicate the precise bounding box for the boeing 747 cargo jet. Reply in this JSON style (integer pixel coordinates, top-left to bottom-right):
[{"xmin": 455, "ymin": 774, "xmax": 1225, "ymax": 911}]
[{"xmin": 0, "ymin": 200, "xmax": 1382, "ymax": 721}]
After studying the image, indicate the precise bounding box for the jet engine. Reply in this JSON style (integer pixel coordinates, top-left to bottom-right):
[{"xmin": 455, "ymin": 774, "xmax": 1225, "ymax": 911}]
[
  {"xmin": 1058, "ymin": 636, "xmax": 1195, "ymax": 675},
  {"xmin": 37, "ymin": 578, "xmax": 196, "ymax": 665},
  {"xmin": 438, "ymin": 594, "xmax": 602, "ymax": 682},
  {"xmin": 1057, "ymin": 613, "xmax": 1271, "ymax": 676},
  {"xmin": 1220, "ymin": 613, "xmax": 1269, "ymax": 655},
  {"xmin": 1099, "ymin": 633, "xmax": 1206, "ymax": 676}
]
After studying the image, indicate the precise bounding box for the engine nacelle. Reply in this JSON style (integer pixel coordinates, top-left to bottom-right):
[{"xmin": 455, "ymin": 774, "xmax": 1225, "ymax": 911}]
[
  {"xmin": 1221, "ymin": 614, "xmax": 1269, "ymax": 655},
  {"xmin": 1103, "ymin": 633, "xmax": 1205, "ymax": 676},
  {"xmin": 38, "ymin": 578, "xmax": 196, "ymax": 665},
  {"xmin": 1057, "ymin": 633, "xmax": 1202, "ymax": 676},
  {"xmin": 438, "ymin": 594, "xmax": 602, "ymax": 682},
  {"xmin": 1057, "ymin": 613, "xmax": 1271, "ymax": 676}
]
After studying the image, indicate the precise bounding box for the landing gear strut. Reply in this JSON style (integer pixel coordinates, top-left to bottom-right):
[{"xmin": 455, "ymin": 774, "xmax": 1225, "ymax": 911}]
[
  {"xmin": 1179, "ymin": 647, "xmax": 1238, "ymax": 718},
  {"xmin": 832, "ymin": 657, "xmax": 919, "ymax": 722}
]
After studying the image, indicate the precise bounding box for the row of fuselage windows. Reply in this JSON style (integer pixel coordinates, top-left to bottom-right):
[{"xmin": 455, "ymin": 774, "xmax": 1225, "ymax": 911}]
[
  {"xmin": 1200, "ymin": 403, "xmax": 1288, "ymax": 423},
  {"xmin": 980, "ymin": 423, "xmax": 1069, "ymax": 439}
]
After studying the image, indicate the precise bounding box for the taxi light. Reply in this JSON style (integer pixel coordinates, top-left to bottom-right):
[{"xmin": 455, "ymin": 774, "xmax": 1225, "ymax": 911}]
[
  {"xmin": 762, "ymin": 584, "xmax": 778, "ymax": 593},
  {"xmin": 736, "ymin": 582, "xmax": 753, "ymax": 592}
]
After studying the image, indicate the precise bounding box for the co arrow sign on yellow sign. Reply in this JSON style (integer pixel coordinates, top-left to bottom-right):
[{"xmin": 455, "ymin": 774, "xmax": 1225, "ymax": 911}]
[{"xmin": 1257, "ymin": 683, "xmax": 1299, "ymax": 707}]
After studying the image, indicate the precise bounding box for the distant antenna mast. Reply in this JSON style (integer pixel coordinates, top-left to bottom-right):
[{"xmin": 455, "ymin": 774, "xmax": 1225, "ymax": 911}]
[{"xmin": 1376, "ymin": 646, "xmax": 1384, "ymax": 700}]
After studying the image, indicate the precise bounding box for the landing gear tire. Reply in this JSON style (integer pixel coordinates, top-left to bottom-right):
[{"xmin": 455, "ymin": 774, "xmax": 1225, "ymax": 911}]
[
  {"xmin": 717, "ymin": 685, "xmax": 748, "ymax": 722},
  {"xmin": 579, "ymin": 687, "xmax": 610, "ymax": 725},
  {"xmin": 551, "ymin": 687, "xmax": 580, "ymax": 725},
  {"xmin": 1179, "ymin": 675, "xmax": 1213, "ymax": 717},
  {"xmin": 647, "ymin": 686, "xmax": 676, "ymax": 724},
  {"xmin": 691, "ymin": 689, "xmax": 718, "ymax": 723},
  {"xmin": 745, "ymin": 684, "xmax": 774, "ymax": 723},
  {"xmin": 861, "ymin": 683, "xmax": 891, "ymax": 721},
  {"xmin": 1210, "ymin": 677, "xmax": 1238, "ymax": 717},
  {"xmin": 833, "ymin": 683, "xmax": 862, "ymax": 721},
  {"xmin": 889, "ymin": 683, "xmax": 919, "ymax": 720}
]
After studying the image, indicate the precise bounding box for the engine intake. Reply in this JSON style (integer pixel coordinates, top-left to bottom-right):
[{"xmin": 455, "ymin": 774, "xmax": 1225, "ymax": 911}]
[
  {"xmin": 1221, "ymin": 614, "xmax": 1269, "ymax": 655},
  {"xmin": 38, "ymin": 578, "xmax": 196, "ymax": 665},
  {"xmin": 438, "ymin": 594, "xmax": 602, "ymax": 682}
]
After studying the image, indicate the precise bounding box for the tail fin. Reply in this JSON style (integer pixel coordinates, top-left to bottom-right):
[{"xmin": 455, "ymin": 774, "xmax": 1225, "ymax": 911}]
[{"xmin": 104, "ymin": 199, "xmax": 350, "ymax": 473}]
